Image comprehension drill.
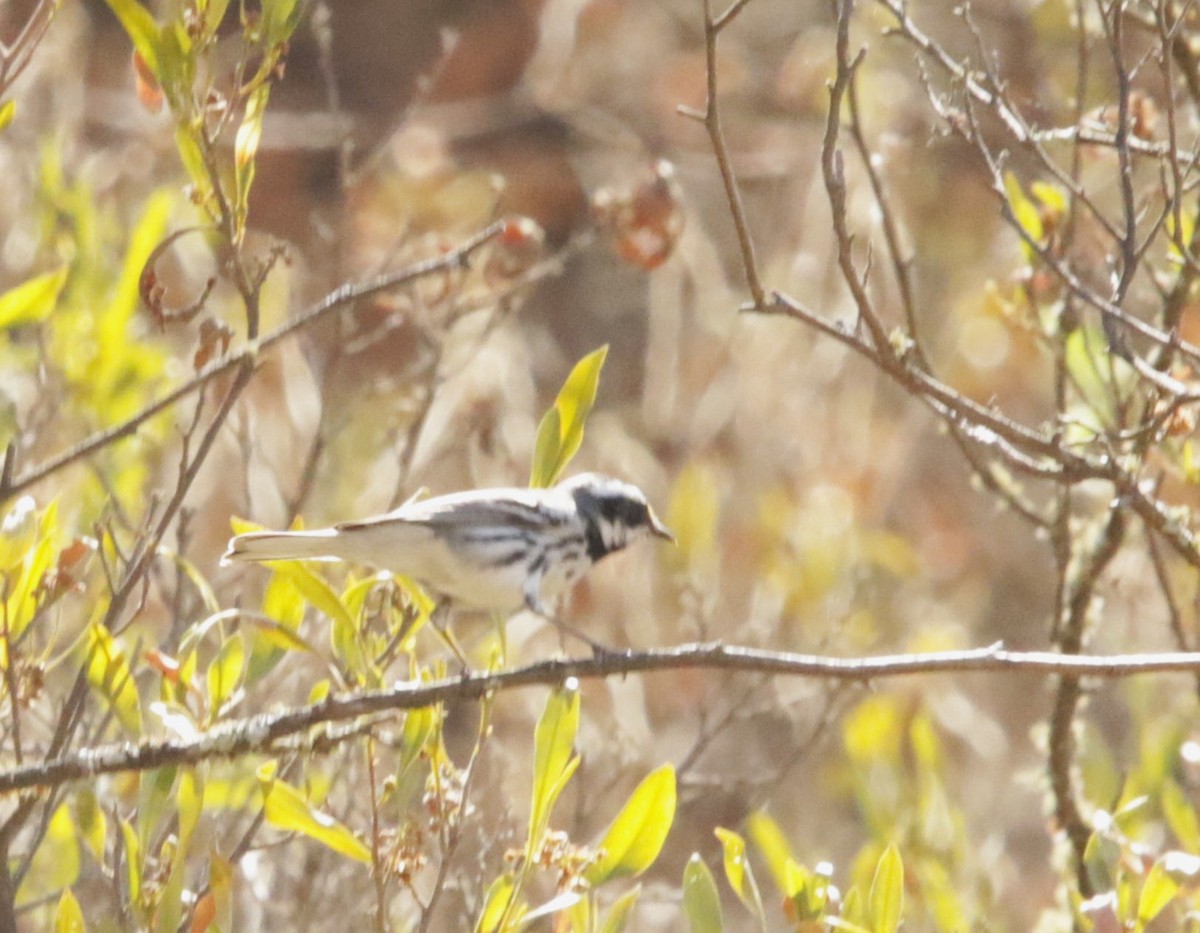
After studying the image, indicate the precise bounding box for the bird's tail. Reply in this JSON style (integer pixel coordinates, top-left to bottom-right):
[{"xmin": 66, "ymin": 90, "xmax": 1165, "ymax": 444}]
[{"xmin": 221, "ymin": 529, "xmax": 341, "ymax": 566}]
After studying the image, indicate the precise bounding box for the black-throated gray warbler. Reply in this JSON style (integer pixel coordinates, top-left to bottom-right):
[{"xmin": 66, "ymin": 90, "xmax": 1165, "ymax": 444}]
[{"xmin": 222, "ymin": 473, "xmax": 674, "ymax": 616}]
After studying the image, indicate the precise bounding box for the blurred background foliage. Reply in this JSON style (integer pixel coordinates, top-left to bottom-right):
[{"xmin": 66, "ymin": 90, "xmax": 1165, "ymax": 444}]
[{"xmin": 1, "ymin": 0, "xmax": 1200, "ymax": 929}]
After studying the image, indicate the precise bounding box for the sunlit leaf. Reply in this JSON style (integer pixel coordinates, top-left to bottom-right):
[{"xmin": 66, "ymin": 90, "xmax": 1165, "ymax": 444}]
[
  {"xmin": 102, "ymin": 0, "xmax": 161, "ymax": 77},
  {"xmin": 205, "ymin": 632, "xmax": 245, "ymax": 719},
  {"xmin": 261, "ymin": 0, "xmax": 304, "ymax": 46},
  {"xmin": 233, "ymin": 83, "xmax": 270, "ymax": 243},
  {"xmin": 599, "ymin": 885, "xmax": 641, "ymax": 933},
  {"xmin": 682, "ymin": 854, "xmax": 723, "ymax": 933},
  {"xmin": 714, "ymin": 827, "xmax": 763, "ymax": 919},
  {"xmin": 0, "ymin": 100, "xmax": 15, "ymax": 134},
  {"xmin": 476, "ymin": 872, "xmax": 518, "ymax": 933},
  {"xmin": 585, "ymin": 764, "xmax": 676, "ymax": 885},
  {"xmin": 745, "ymin": 811, "xmax": 796, "ymax": 896},
  {"xmin": 6, "ymin": 498, "xmax": 57, "ymax": 639},
  {"xmin": 1162, "ymin": 778, "xmax": 1200, "ymax": 851},
  {"xmin": 257, "ymin": 761, "xmax": 371, "ymax": 863},
  {"xmin": 1137, "ymin": 858, "xmax": 1179, "ymax": 926},
  {"xmin": 1003, "ymin": 171, "xmax": 1042, "ymax": 261},
  {"xmin": 84, "ymin": 621, "xmax": 142, "ymax": 735},
  {"xmin": 72, "ymin": 790, "xmax": 107, "ymax": 864},
  {"xmin": 120, "ymin": 819, "xmax": 141, "ymax": 910},
  {"xmin": 55, "ymin": 888, "xmax": 85, "ymax": 933},
  {"xmin": 401, "ymin": 704, "xmax": 439, "ymax": 773},
  {"xmin": 868, "ymin": 844, "xmax": 903, "ymax": 933},
  {"xmin": 529, "ymin": 345, "xmax": 608, "ymax": 488},
  {"xmin": 0, "ymin": 266, "xmax": 68, "ymax": 330},
  {"xmin": 138, "ymin": 766, "xmax": 177, "ymax": 853},
  {"xmin": 19, "ymin": 804, "xmax": 79, "ymax": 903},
  {"xmin": 528, "ymin": 684, "xmax": 581, "ymax": 856}
]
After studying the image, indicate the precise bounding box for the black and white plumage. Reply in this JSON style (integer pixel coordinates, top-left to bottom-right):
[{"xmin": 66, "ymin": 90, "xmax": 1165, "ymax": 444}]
[{"xmin": 221, "ymin": 473, "xmax": 674, "ymax": 615}]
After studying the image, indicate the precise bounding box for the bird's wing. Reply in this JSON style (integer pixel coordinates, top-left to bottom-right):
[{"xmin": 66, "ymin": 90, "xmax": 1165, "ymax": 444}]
[{"xmin": 334, "ymin": 487, "xmax": 565, "ymax": 536}]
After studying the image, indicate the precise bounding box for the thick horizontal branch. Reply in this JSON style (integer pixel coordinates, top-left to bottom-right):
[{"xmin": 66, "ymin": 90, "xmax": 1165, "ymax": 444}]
[
  {"xmin": 5, "ymin": 641, "xmax": 1200, "ymax": 794},
  {"xmin": 0, "ymin": 221, "xmax": 506, "ymax": 504}
]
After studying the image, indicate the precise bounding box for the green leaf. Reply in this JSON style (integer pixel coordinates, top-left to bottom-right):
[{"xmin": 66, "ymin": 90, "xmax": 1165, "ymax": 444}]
[
  {"xmin": 714, "ymin": 827, "xmax": 763, "ymax": 919},
  {"xmin": 1137, "ymin": 859, "xmax": 1179, "ymax": 927},
  {"xmin": 138, "ymin": 766, "xmax": 177, "ymax": 853},
  {"xmin": 257, "ymin": 761, "xmax": 372, "ymax": 863},
  {"xmin": 55, "ymin": 888, "xmax": 85, "ymax": 933},
  {"xmin": 102, "ymin": 0, "xmax": 161, "ymax": 76},
  {"xmin": 83, "ymin": 621, "xmax": 142, "ymax": 735},
  {"xmin": 1162, "ymin": 778, "xmax": 1200, "ymax": 851},
  {"xmin": 682, "ymin": 854, "xmax": 723, "ymax": 933},
  {"xmin": 1003, "ymin": 171, "xmax": 1042, "ymax": 261},
  {"xmin": 529, "ymin": 345, "xmax": 608, "ymax": 488},
  {"xmin": 261, "ymin": 0, "xmax": 304, "ymax": 46},
  {"xmin": 233, "ymin": 83, "xmax": 270, "ymax": 243},
  {"xmin": 19, "ymin": 804, "xmax": 79, "ymax": 904},
  {"xmin": 599, "ymin": 885, "xmax": 642, "ymax": 933},
  {"xmin": 586, "ymin": 764, "xmax": 676, "ymax": 885},
  {"xmin": 475, "ymin": 872, "xmax": 518, "ymax": 933},
  {"xmin": 72, "ymin": 790, "xmax": 107, "ymax": 864},
  {"xmin": 401, "ymin": 704, "xmax": 440, "ymax": 773},
  {"xmin": 206, "ymin": 632, "xmax": 245, "ymax": 718},
  {"xmin": 0, "ymin": 266, "xmax": 68, "ymax": 330},
  {"xmin": 120, "ymin": 819, "xmax": 142, "ymax": 911},
  {"xmin": 528, "ymin": 684, "xmax": 581, "ymax": 856},
  {"xmin": 745, "ymin": 811, "xmax": 796, "ymax": 896},
  {"xmin": 5, "ymin": 498, "xmax": 57, "ymax": 639},
  {"xmin": 868, "ymin": 844, "xmax": 903, "ymax": 933}
]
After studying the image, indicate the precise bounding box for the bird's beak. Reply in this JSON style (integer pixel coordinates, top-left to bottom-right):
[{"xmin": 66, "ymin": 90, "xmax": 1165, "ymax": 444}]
[{"xmin": 648, "ymin": 508, "xmax": 675, "ymax": 543}]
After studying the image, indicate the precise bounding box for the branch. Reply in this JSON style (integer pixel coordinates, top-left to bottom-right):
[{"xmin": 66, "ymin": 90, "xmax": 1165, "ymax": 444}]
[
  {"xmin": 7, "ymin": 642, "xmax": 1200, "ymax": 793},
  {"xmin": 0, "ymin": 221, "xmax": 507, "ymax": 504}
]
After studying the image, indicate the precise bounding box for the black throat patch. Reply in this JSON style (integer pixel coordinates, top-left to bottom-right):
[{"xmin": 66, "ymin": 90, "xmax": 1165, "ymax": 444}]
[{"xmin": 573, "ymin": 485, "xmax": 648, "ymax": 563}]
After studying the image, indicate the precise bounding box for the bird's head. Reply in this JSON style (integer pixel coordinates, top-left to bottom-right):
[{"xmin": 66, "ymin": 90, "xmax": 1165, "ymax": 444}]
[{"xmin": 560, "ymin": 473, "xmax": 674, "ymax": 562}]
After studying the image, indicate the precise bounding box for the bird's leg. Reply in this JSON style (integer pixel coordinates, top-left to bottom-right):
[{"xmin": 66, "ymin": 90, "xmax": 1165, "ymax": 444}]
[
  {"xmin": 547, "ymin": 615, "xmax": 624, "ymax": 658},
  {"xmin": 524, "ymin": 571, "xmax": 622, "ymax": 657}
]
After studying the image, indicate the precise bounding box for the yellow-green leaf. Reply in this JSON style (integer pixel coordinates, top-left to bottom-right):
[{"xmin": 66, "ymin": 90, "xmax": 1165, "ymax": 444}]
[
  {"xmin": 120, "ymin": 819, "xmax": 141, "ymax": 910},
  {"xmin": 233, "ymin": 83, "xmax": 270, "ymax": 243},
  {"xmin": 138, "ymin": 766, "xmax": 176, "ymax": 852},
  {"xmin": 682, "ymin": 853, "xmax": 723, "ymax": 933},
  {"xmin": 1003, "ymin": 171, "xmax": 1042, "ymax": 261},
  {"xmin": 72, "ymin": 790, "xmax": 107, "ymax": 864},
  {"xmin": 868, "ymin": 844, "xmax": 903, "ymax": 933},
  {"xmin": 528, "ymin": 684, "xmax": 581, "ymax": 855},
  {"xmin": 0, "ymin": 100, "xmax": 15, "ymax": 134},
  {"xmin": 84, "ymin": 622, "xmax": 142, "ymax": 735},
  {"xmin": 586, "ymin": 764, "xmax": 676, "ymax": 885},
  {"xmin": 599, "ymin": 885, "xmax": 641, "ymax": 933},
  {"xmin": 206, "ymin": 632, "xmax": 245, "ymax": 718},
  {"xmin": 102, "ymin": 0, "xmax": 161, "ymax": 76},
  {"xmin": 714, "ymin": 827, "xmax": 763, "ymax": 918},
  {"xmin": 1162, "ymin": 778, "xmax": 1200, "ymax": 851},
  {"xmin": 55, "ymin": 887, "xmax": 85, "ymax": 933},
  {"xmin": 19, "ymin": 804, "xmax": 79, "ymax": 903},
  {"xmin": 476, "ymin": 872, "xmax": 518, "ymax": 933},
  {"xmin": 745, "ymin": 811, "xmax": 795, "ymax": 895},
  {"xmin": 529, "ymin": 345, "xmax": 608, "ymax": 488},
  {"xmin": 0, "ymin": 266, "xmax": 68, "ymax": 330},
  {"xmin": 1138, "ymin": 859, "xmax": 1179, "ymax": 926},
  {"xmin": 401, "ymin": 704, "xmax": 440, "ymax": 773},
  {"xmin": 257, "ymin": 761, "xmax": 371, "ymax": 863}
]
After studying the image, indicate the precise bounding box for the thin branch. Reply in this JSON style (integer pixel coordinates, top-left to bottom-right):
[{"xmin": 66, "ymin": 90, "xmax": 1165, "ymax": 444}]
[
  {"xmin": 0, "ymin": 221, "xmax": 507, "ymax": 504},
  {"xmin": 678, "ymin": 0, "xmax": 767, "ymax": 308},
  {"xmin": 7, "ymin": 642, "xmax": 1200, "ymax": 793}
]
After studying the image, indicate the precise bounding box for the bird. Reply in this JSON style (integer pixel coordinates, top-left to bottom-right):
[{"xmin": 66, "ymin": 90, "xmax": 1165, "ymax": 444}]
[{"xmin": 221, "ymin": 473, "xmax": 674, "ymax": 618}]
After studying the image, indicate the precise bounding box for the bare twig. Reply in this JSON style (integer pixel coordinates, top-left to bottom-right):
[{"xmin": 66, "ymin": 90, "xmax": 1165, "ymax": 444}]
[{"xmin": 0, "ymin": 221, "xmax": 508, "ymax": 504}]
